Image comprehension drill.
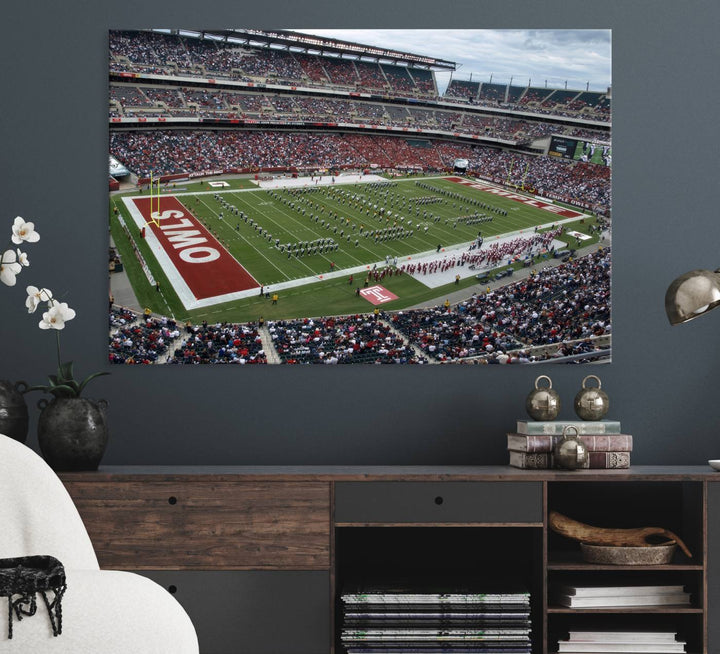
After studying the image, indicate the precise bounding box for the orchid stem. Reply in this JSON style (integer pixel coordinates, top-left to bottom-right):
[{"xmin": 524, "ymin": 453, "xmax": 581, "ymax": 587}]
[{"xmin": 56, "ymin": 329, "xmax": 62, "ymax": 370}]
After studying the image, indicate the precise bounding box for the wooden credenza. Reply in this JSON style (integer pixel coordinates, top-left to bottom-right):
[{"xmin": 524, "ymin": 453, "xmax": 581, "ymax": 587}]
[{"xmin": 60, "ymin": 466, "xmax": 720, "ymax": 654}]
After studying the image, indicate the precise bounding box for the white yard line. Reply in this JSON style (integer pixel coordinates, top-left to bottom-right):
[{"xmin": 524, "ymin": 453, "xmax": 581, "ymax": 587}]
[{"xmin": 195, "ymin": 195, "xmax": 291, "ymax": 281}]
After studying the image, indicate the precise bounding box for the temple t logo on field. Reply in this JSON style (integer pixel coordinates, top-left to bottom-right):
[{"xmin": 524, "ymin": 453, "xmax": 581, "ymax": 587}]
[{"xmin": 360, "ymin": 285, "xmax": 398, "ymax": 305}]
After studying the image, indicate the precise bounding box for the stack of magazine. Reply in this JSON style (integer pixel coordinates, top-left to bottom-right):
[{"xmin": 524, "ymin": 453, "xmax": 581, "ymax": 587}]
[
  {"xmin": 551, "ymin": 584, "xmax": 690, "ymax": 608},
  {"xmin": 556, "ymin": 630, "xmax": 687, "ymax": 653},
  {"xmin": 340, "ymin": 585, "xmax": 532, "ymax": 653}
]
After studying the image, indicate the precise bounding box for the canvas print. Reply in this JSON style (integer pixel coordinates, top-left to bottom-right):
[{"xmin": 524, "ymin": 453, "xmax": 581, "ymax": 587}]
[{"xmin": 108, "ymin": 29, "xmax": 611, "ymax": 364}]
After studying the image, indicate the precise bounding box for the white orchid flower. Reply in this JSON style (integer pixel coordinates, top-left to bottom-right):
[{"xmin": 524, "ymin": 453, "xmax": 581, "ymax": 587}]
[
  {"xmin": 16, "ymin": 249, "xmax": 29, "ymax": 266},
  {"xmin": 39, "ymin": 301, "xmax": 76, "ymax": 330},
  {"xmin": 11, "ymin": 217, "xmax": 40, "ymax": 244},
  {"xmin": 0, "ymin": 249, "xmax": 22, "ymax": 286},
  {"xmin": 26, "ymin": 285, "xmax": 53, "ymax": 313}
]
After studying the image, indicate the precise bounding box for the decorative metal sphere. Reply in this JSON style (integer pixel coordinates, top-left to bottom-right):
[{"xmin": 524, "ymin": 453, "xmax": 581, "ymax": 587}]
[
  {"xmin": 525, "ymin": 375, "xmax": 561, "ymax": 421},
  {"xmin": 554, "ymin": 426, "xmax": 589, "ymax": 470},
  {"xmin": 574, "ymin": 375, "xmax": 609, "ymax": 421}
]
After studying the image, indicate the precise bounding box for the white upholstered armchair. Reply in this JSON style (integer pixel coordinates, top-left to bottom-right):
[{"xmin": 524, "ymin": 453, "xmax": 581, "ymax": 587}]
[{"xmin": 0, "ymin": 434, "xmax": 199, "ymax": 653}]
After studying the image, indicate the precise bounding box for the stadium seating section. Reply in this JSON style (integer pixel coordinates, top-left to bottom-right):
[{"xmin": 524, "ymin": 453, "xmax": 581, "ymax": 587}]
[{"xmin": 109, "ymin": 249, "xmax": 610, "ymax": 365}]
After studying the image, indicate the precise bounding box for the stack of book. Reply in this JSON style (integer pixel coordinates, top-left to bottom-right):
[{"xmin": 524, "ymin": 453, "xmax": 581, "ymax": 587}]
[
  {"xmin": 340, "ymin": 585, "xmax": 532, "ymax": 653},
  {"xmin": 556, "ymin": 630, "xmax": 687, "ymax": 653},
  {"xmin": 507, "ymin": 420, "xmax": 632, "ymax": 470},
  {"xmin": 551, "ymin": 583, "xmax": 691, "ymax": 609}
]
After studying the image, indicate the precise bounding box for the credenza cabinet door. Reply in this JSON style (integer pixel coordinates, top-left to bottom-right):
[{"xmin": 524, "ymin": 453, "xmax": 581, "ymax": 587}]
[
  {"xmin": 139, "ymin": 570, "xmax": 330, "ymax": 654},
  {"xmin": 66, "ymin": 480, "xmax": 331, "ymax": 569},
  {"xmin": 335, "ymin": 481, "xmax": 542, "ymax": 524}
]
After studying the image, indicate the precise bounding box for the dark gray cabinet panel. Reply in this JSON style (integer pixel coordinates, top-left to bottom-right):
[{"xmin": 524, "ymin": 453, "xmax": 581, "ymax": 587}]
[
  {"xmin": 138, "ymin": 570, "xmax": 330, "ymax": 654},
  {"xmin": 334, "ymin": 481, "xmax": 542, "ymax": 523}
]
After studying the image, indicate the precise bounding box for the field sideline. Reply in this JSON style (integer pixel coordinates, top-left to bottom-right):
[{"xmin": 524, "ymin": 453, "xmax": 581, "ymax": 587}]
[{"xmin": 109, "ymin": 174, "xmax": 600, "ymax": 324}]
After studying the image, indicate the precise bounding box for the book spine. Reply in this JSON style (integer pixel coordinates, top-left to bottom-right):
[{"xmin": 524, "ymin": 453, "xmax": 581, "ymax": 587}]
[
  {"xmin": 580, "ymin": 451, "xmax": 631, "ymax": 469},
  {"xmin": 507, "ymin": 433, "xmax": 633, "ymax": 453},
  {"xmin": 509, "ymin": 451, "xmax": 550, "ymax": 469},
  {"xmin": 509, "ymin": 451, "xmax": 630, "ymax": 469},
  {"xmin": 517, "ymin": 420, "xmax": 621, "ymax": 435}
]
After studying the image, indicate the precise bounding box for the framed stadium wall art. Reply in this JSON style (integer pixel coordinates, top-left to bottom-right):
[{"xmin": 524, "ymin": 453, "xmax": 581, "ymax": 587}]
[{"xmin": 108, "ymin": 29, "xmax": 611, "ymax": 365}]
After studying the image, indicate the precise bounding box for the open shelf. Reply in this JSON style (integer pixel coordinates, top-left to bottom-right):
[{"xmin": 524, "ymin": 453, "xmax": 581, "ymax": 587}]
[
  {"xmin": 548, "ymin": 549, "xmax": 700, "ymax": 570},
  {"xmin": 545, "ymin": 480, "xmax": 706, "ymax": 654},
  {"xmin": 335, "ymin": 526, "xmax": 543, "ymax": 653},
  {"xmin": 547, "ymin": 610, "xmax": 704, "ymax": 654},
  {"xmin": 548, "ymin": 606, "xmax": 704, "ymax": 613}
]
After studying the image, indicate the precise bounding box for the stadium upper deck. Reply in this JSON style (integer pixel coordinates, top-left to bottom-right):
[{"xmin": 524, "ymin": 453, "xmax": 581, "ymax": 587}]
[
  {"xmin": 109, "ymin": 83, "xmax": 578, "ymax": 143},
  {"xmin": 109, "ymin": 30, "xmax": 611, "ymax": 124},
  {"xmin": 109, "ymin": 29, "xmax": 442, "ymax": 97}
]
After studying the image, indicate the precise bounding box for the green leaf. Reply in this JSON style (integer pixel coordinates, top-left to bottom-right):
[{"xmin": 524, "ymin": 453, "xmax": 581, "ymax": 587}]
[
  {"xmin": 58, "ymin": 361, "xmax": 74, "ymax": 383},
  {"xmin": 24, "ymin": 384, "xmax": 52, "ymax": 394},
  {"xmin": 77, "ymin": 371, "xmax": 110, "ymax": 396},
  {"xmin": 49, "ymin": 384, "xmax": 79, "ymax": 399}
]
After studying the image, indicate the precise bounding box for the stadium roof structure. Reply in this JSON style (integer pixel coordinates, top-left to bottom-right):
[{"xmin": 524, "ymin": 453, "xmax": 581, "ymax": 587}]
[{"xmin": 156, "ymin": 29, "xmax": 457, "ymax": 71}]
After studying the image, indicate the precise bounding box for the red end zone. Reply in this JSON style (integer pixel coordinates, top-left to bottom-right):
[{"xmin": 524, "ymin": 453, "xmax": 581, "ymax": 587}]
[
  {"xmin": 445, "ymin": 177, "xmax": 585, "ymax": 219},
  {"xmin": 131, "ymin": 196, "xmax": 257, "ymax": 300}
]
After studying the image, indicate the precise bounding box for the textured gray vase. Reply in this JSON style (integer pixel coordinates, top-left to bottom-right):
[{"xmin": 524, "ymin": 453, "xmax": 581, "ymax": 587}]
[
  {"xmin": 0, "ymin": 380, "xmax": 29, "ymax": 443},
  {"xmin": 37, "ymin": 398, "xmax": 109, "ymax": 471}
]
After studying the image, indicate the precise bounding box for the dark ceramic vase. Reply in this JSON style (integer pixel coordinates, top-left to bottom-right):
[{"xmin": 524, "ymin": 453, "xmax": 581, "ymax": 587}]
[
  {"xmin": 37, "ymin": 397, "xmax": 109, "ymax": 471},
  {"xmin": 0, "ymin": 380, "xmax": 29, "ymax": 443}
]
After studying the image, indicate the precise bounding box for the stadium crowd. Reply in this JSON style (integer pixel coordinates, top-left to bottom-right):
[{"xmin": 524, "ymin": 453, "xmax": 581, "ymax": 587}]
[
  {"xmin": 267, "ymin": 314, "xmax": 426, "ymax": 364},
  {"xmin": 108, "ymin": 311, "xmax": 182, "ymax": 364},
  {"xmin": 110, "ymin": 129, "xmax": 610, "ymax": 214},
  {"xmin": 110, "ymin": 30, "xmax": 438, "ymax": 98},
  {"xmin": 110, "ymin": 83, "xmax": 608, "ymax": 150},
  {"xmin": 111, "ymin": 83, "xmax": 594, "ymax": 144},
  {"xmin": 444, "ymin": 80, "xmax": 610, "ymax": 122},
  {"xmin": 109, "ymin": 31, "xmax": 610, "ymax": 120},
  {"xmin": 109, "ymin": 248, "xmax": 610, "ymax": 365},
  {"xmin": 387, "ymin": 248, "xmax": 610, "ymax": 362},
  {"xmin": 169, "ymin": 322, "xmax": 267, "ymax": 364}
]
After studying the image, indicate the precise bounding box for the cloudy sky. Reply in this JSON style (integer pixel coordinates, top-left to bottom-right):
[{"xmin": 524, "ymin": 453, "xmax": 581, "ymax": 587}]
[{"xmin": 297, "ymin": 29, "xmax": 611, "ymax": 94}]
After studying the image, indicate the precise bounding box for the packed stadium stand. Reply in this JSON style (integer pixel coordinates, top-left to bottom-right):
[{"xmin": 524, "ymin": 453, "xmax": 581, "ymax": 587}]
[
  {"xmin": 109, "ymin": 248, "xmax": 610, "ymax": 365},
  {"xmin": 109, "ymin": 29, "xmax": 612, "ymax": 365},
  {"xmin": 269, "ymin": 315, "xmax": 426, "ymax": 364}
]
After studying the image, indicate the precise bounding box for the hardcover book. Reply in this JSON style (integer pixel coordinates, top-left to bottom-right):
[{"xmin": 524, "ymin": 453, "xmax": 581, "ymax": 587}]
[
  {"xmin": 516, "ymin": 420, "xmax": 621, "ymax": 435},
  {"xmin": 508, "ymin": 451, "xmax": 630, "ymax": 469},
  {"xmin": 507, "ymin": 433, "xmax": 632, "ymax": 453}
]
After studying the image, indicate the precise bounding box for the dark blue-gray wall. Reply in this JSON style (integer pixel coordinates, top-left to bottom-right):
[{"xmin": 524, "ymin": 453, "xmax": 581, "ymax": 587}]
[{"xmin": 1, "ymin": 1, "xmax": 718, "ymax": 465}]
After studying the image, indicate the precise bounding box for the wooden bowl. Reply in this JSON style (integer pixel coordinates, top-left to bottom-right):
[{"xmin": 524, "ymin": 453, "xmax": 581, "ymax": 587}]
[{"xmin": 580, "ymin": 542, "xmax": 677, "ymax": 565}]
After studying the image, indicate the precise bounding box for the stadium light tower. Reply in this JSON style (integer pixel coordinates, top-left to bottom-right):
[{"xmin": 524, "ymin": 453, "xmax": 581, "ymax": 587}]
[{"xmin": 665, "ymin": 269, "xmax": 720, "ymax": 325}]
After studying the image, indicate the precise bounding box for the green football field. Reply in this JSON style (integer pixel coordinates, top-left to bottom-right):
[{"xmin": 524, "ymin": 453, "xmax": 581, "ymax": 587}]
[{"xmin": 109, "ymin": 175, "xmax": 600, "ymax": 324}]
